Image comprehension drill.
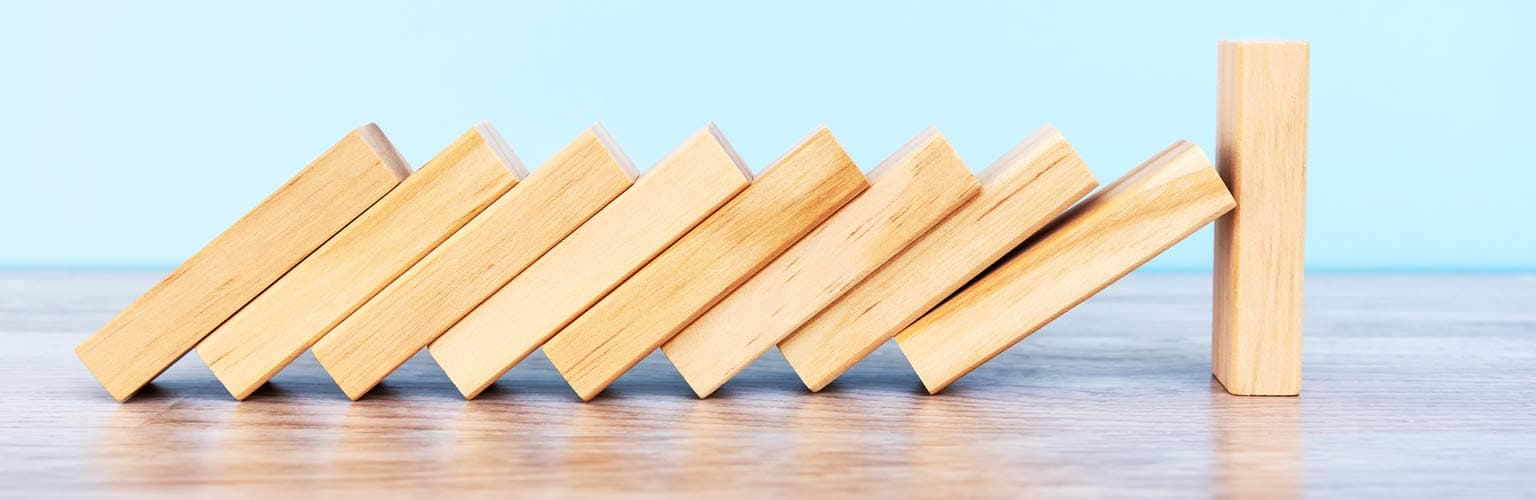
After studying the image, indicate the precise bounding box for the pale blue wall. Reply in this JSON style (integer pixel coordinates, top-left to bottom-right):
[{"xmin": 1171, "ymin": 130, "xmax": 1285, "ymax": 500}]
[{"xmin": 3, "ymin": 1, "xmax": 1531, "ymax": 271}]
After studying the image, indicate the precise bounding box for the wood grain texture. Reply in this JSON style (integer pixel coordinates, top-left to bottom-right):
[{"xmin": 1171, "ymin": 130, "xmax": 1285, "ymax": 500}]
[
  {"xmin": 780, "ymin": 124, "xmax": 1098, "ymax": 392},
  {"xmin": 74, "ymin": 125, "xmax": 411, "ymax": 401},
  {"xmin": 1214, "ymin": 40, "xmax": 1309, "ymax": 396},
  {"xmin": 662, "ymin": 128, "xmax": 980, "ymax": 398},
  {"xmin": 429, "ymin": 125, "xmax": 751, "ymax": 399},
  {"xmin": 896, "ymin": 141, "xmax": 1236, "ymax": 394},
  {"xmin": 314, "ymin": 126, "xmax": 639, "ymax": 401},
  {"xmin": 543, "ymin": 127, "xmax": 868, "ymax": 401},
  {"xmin": 196, "ymin": 123, "xmax": 525, "ymax": 400}
]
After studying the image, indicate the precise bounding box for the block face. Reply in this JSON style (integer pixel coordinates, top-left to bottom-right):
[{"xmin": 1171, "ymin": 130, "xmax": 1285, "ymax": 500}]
[
  {"xmin": 779, "ymin": 125, "xmax": 1098, "ymax": 392},
  {"xmin": 661, "ymin": 129, "xmax": 981, "ymax": 398},
  {"xmin": 542, "ymin": 127, "xmax": 868, "ymax": 401},
  {"xmin": 313, "ymin": 127, "xmax": 638, "ymax": 400},
  {"xmin": 895, "ymin": 141, "xmax": 1236, "ymax": 394},
  {"xmin": 196, "ymin": 124, "xmax": 524, "ymax": 400},
  {"xmin": 75, "ymin": 125, "xmax": 409, "ymax": 401},
  {"xmin": 428, "ymin": 125, "xmax": 751, "ymax": 399},
  {"xmin": 1213, "ymin": 41, "xmax": 1309, "ymax": 396}
]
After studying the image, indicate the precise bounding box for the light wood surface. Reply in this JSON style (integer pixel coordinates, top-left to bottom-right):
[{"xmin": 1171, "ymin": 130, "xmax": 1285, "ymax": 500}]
[
  {"xmin": 13, "ymin": 272, "xmax": 1536, "ymax": 498},
  {"xmin": 896, "ymin": 141, "xmax": 1236, "ymax": 393},
  {"xmin": 662, "ymin": 128, "xmax": 979, "ymax": 398},
  {"xmin": 430, "ymin": 125, "xmax": 751, "ymax": 399},
  {"xmin": 779, "ymin": 124, "xmax": 1098, "ymax": 392},
  {"xmin": 314, "ymin": 126, "xmax": 638, "ymax": 401},
  {"xmin": 1214, "ymin": 40, "xmax": 1309, "ymax": 396},
  {"xmin": 543, "ymin": 127, "xmax": 868, "ymax": 401},
  {"xmin": 197, "ymin": 123, "xmax": 525, "ymax": 400},
  {"xmin": 74, "ymin": 124, "xmax": 411, "ymax": 401}
]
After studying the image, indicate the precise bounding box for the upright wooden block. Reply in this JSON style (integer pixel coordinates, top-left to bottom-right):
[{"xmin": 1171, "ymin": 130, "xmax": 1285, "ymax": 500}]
[
  {"xmin": 75, "ymin": 124, "xmax": 410, "ymax": 401},
  {"xmin": 779, "ymin": 125, "xmax": 1098, "ymax": 392},
  {"xmin": 895, "ymin": 141, "xmax": 1236, "ymax": 394},
  {"xmin": 1214, "ymin": 41, "xmax": 1309, "ymax": 396},
  {"xmin": 543, "ymin": 127, "xmax": 868, "ymax": 401},
  {"xmin": 314, "ymin": 126, "xmax": 639, "ymax": 400},
  {"xmin": 196, "ymin": 123, "xmax": 526, "ymax": 400},
  {"xmin": 429, "ymin": 125, "xmax": 751, "ymax": 399},
  {"xmin": 661, "ymin": 128, "xmax": 980, "ymax": 398}
]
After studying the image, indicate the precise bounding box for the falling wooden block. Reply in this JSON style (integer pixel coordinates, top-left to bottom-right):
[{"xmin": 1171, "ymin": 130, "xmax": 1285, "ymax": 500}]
[
  {"xmin": 74, "ymin": 124, "xmax": 410, "ymax": 401},
  {"xmin": 313, "ymin": 125, "xmax": 638, "ymax": 400},
  {"xmin": 429, "ymin": 124, "xmax": 751, "ymax": 399},
  {"xmin": 196, "ymin": 123, "xmax": 526, "ymax": 400},
  {"xmin": 779, "ymin": 125, "xmax": 1098, "ymax": 392},
  {"xmin": 543, "ymin": 127, "xmax": 868, "ymax": 401},
  {"xmin": 895, "ymin": 140, "xmax": 1236, "ymax": 394},
  {"xmin": 1213, "ymin": 41, "xmax": 1309, "ymax": 396},
  {"xmin": 661, "ymin": 128, "xmax": 981, "ymax": 398}
]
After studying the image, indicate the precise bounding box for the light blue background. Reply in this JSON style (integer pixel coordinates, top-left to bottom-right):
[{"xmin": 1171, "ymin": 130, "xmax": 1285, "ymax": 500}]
[{"xmin": 2, "ymin": 1, "xmax": 1531, "ymax": 271}]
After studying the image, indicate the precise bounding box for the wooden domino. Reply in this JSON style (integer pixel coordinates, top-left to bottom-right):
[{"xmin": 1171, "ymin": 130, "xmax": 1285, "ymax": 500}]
[
  {"xmin": 196, "ymin": 123, "xmax": 525, "ymax": 400},
  {"xmin": 661, "ymin": 128, "xmax": 980, "ymax": 398},
  {"xmin": 1213, "ymin": 40, "xmax": 1309, "ymax": 396},
  {"xmin": 75, "ymin": 124, "xmax": 410, "ymax": 401},
  {"xmin": 895, "ymin": 141, "xmax": 1236, "ymax": 394}
]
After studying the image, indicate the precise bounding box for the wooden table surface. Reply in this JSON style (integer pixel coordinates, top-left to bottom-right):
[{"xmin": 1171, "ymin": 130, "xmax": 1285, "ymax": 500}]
[{"xmin": 1, "ymin": 271, "xmax": 1532, "ymax": 498}]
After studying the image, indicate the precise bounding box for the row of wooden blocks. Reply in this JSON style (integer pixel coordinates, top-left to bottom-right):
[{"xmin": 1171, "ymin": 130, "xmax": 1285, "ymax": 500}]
[{"xmin": 76, "ymin": 41, "xmax": 1307, "ymax": 402}]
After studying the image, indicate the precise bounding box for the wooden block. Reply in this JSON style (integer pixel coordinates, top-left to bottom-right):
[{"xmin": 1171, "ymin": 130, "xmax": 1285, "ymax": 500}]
[
  {"xmin": 428, "ymin": 124, "xmax": 751, "ymax": 399},
  {"xmin": 779, "ymin": 125, "xmax": 1098, "ymax": 392},
  {"xmin": 661, "ymin": 128, "xmax": 981, "ymax": 398},
  {"xmin": 543, "ymin": 127, "xmax": 868, "ymax": 401},
  {"xmin": 196, "ymin": 123, "xmax": 526, "ymax": 400},
  {"xmin": 313, "ymin": 125, "xmax": 639, "ymax": 400},
  {"xmin": 74, "ymin": 124, "xmax": 410, "ymax": 401},
  {"xmin": 1213, "ymin": 41, "xmax": 1309, "ymax": 396},
  {"xmin": 895, "ymin": 141, "xmax": 1236, "ymax": 394}
]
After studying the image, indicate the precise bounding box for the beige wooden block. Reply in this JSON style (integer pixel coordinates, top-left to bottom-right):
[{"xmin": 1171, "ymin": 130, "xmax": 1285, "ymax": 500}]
[
  {"xmin": 895, "ymin": 141, "xmax": 1236, "ymax": 394},
  {"xmin": 75, "ymin": 124, "xmax": 410, "ymax": 401},
  {"xmin": 429, "ymin": 124, "xmax": 751, "ymax": 399},
  {"xmin": 543, "ymin": 127, "xmax": 868, "ymax": 401},
  {"xmin": 1214, "ymin": 41, "xmax": 1309, "ymax": 396},
  {"xmin": 314, "ymin": 125, "xmax": 638, "ymax": 400},
  {"xmin": 197, "ymin": 123, "xmax": 526, "ymax": 400},
  {"xmin": 780, "ymin": 124, "xmax": 1098, "ymax": 392},
  {"xmin": 661, "ymin": 128, "xmax": 980, "ymax": 398}
]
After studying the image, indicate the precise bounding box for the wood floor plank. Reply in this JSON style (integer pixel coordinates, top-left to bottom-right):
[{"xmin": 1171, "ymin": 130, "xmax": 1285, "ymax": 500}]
[
  {"xmin": 779, "ymin": 125, "xmax": 1098, "ymax": 392},
  {"xmin": 429, "ymin": 124, "xmax": 751, "ymax": 399},
  {"xmin": 542, "ymin": 127, "xmax": 867, "ymax": 401},
  {"xmin": 196, "ymin": 123, "xmax": 526, "ymax": 400},
  {"xmin": 75, "ymin": 124, "xmax": 411, "ymax": 401},
  {"xmin": 1213, "ymin": 41, "xmax": 1310, "ymax": 396},
  {"xmin": 661, "ymin": 128, "xmax": 980, "ymax": 398},
  {"xmin": 314, "ymin": 125, "xmax": 638, "ymax": 400},
  {"xmin": 895, "ymin": 141, "xmax": 1236, "ymax": 393}
]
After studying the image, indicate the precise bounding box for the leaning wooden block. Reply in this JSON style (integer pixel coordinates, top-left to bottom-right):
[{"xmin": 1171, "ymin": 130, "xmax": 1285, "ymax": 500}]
[
  {"xmin": 543, "ymin": 127, "xmax": 868, "ymax": 401},
  {"xmin": 75, "ymin": 124, "xmax": 410, "ymax": 401},
  {"xmin": 895, "ymin": 141, "xmax": 1236, "ymax": 394},
  {"xmin": 314, "ymin": 125, "xmax": 638, "ymax": 400},
  {"xmin": 429, "ymin": 124, "xmax": 750, "ymax": 399},
  {"xmin": 780, "ymin": 124, "xmax": 1098, "ymax": 392},
  {"xmin": 196, "ymin": 123, "xmax": 526, "ymax": 400},
  {"xmin": 1214, "ymin": 40, "xmax": 1309, "ymax": 396},
  {"xmin": 661, "ymin": 128, "xmax": 980, "ymax": 398}
]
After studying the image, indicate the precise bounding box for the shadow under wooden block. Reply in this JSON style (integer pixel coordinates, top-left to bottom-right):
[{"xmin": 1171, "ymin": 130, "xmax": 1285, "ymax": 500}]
[
  {"xmin": 661, "ymin": 127, "xmax": 981, "ymax": 398},
  {"xmin": 779, "ymin": 124, "xmax": 1099, "ymax": 392},
  {"xmin": 895, "ymin": 140, "xmax": 1236, "ymax": 394},
  {"xmin": 542, "ymin": 126, "xmax": 869, "ymax": 401},
  {"xmin": 1214, "ymin": 40, "xmax": 1309, "ymax": 396},
  {"xmin": 313, "ymin": 125, "xmax": 639, "ymax": 401},
  {"xmin": 196, "ymin": 123, "xmax": 526, "ymax": 400},
  {"xmin": 76, "ymin": 124, "xmax": 411, "ymax": 401},
  {"xmin": 429, "ymin": 124, "xmax": 752, "ymax": 399}
]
